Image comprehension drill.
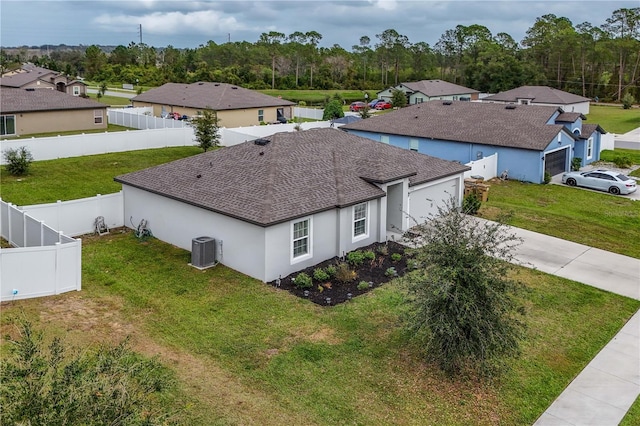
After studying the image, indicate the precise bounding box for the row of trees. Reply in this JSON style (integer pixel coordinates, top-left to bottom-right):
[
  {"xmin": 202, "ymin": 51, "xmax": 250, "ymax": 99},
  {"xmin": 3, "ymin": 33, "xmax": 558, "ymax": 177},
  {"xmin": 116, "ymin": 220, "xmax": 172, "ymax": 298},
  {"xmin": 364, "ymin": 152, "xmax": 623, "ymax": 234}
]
[{"xmin": 1, "ymin": 8, "xmax": 638, "ymax": 101}]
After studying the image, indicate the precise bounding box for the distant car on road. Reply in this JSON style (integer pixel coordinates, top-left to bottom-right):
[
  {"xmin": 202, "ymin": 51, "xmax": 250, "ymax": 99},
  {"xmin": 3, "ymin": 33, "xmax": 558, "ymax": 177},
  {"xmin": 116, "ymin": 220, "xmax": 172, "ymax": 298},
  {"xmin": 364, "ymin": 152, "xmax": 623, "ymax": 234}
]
[
  {"xmin": 561, "ymin": 169, "xmax": 637, "ymax": 195},
  {"xmin": 374, "ymin": 101, "xmax": 392, "ymax": 110},
  {"xmin": 368, "ymin": 99, "xmax": 383, "ymax": 108},
  {"xmin": 349, "ymin": 101, "xmax": 367, "ymax": 112}
]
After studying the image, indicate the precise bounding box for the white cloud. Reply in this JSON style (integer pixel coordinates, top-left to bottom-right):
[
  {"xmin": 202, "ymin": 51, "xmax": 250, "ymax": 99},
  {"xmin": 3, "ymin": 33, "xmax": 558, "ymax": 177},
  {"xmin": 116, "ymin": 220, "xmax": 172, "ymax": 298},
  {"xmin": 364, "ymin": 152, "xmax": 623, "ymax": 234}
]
[{"xmin": 369, "ymin": 0, "xmax": 398, "ymax": 11}]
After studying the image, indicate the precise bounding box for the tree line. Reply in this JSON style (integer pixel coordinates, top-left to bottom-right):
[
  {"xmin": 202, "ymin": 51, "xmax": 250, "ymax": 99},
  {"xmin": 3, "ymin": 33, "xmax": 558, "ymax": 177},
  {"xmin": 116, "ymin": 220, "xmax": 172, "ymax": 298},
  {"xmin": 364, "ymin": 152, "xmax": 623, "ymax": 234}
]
[{"xmin": 1, "ymin": 7, "xmax": 638, "ymax": 102}]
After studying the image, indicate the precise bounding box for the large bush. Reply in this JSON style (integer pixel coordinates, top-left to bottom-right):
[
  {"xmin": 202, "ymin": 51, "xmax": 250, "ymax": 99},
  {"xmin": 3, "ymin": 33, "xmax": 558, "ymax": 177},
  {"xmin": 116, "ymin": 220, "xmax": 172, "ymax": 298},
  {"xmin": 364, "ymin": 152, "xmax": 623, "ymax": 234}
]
[
  {"xmin": 322, "ymin": 100, "xmax": 344, "ymax": 120},
  {"xmin": 3, "ymin": 146, "xmax": 34, "ymax": 176}
]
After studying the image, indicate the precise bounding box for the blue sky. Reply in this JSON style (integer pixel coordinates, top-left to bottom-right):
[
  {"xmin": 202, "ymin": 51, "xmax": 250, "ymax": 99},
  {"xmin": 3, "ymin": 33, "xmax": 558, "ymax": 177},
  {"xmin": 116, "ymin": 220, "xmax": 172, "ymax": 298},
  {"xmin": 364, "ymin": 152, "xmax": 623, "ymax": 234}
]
[{"xmin": 1, "ymin": 0, "xmax": 636, "ymax": 49}]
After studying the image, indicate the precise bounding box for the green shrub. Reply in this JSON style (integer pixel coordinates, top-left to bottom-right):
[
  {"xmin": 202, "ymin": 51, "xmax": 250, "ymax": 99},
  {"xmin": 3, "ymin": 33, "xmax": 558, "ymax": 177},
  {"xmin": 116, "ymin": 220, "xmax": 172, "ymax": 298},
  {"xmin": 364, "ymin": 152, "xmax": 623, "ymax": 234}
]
[
  {"xmin": 3, "ymin": 146, "xmax": 34, "ymax": 176},
  {"xmin": 376, "ymin": 244, "xmax": 388, "ymax": 256},
  {"xmin": 463, "ymin": 193, "xmax": 481, "ymax": 215},
  {"xmin": 622, "ymin": 93, "xmax": 635, "ymax": 109},
  {"xmin": 543, "ymin": 171, "xmax": 552, "ymax": 184},
  {"xmin": 346, "ymin": 250, "xmax": 365, "ymax": 266},
  {"xmin": 322, "ymin": 100, "xmax": 344, "ymax": 120},
  {"xmin": 385, "ymin": 267, "xmax": 397, "ymax": 277},
  {"xmin": 293, "ymin": 272, "xmax": 313, "ymax": 288},
  {"xmin": 391, "ymin": 253, "xmax": 402, "ymax": 262},
  {"xmin": 571, "ymin": 157, "xmax": 582, "ymax": 171},
  {"xmin": 324, "ymin": 265, "xmax": 337, "ymax": 278},
  {"xmin": 313, "ymin": 268, "xmax": 330, "ymax": 282},
  {"xmin": 613, "ymin": 155, "xmax": 632, "ymax": 168},
  {"xmin": 357, "ymin": 281, "xmax": 369, "ymax": 290},
  {"xmin": 363, "ymin": 250, "xmax": 375, "ymax": 261},
  {"xmin": 335, "ymin": 262, "xmax": 357, "ymax": 283},
  {"xmin": 407, "ymin": 259, "xmax": 420, "ymax": 270}
]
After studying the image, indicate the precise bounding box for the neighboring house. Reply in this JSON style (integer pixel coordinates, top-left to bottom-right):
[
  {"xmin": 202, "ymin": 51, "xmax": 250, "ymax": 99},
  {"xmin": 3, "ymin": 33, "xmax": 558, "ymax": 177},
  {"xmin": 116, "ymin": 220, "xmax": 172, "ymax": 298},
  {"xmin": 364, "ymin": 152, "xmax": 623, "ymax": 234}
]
[
  {"xmin": 114, "ymin": 128, "xmax": 469, "ymax": 282},
  {"xmin": 0, "ymin": 63, "xmax": 87, "ymax": 97},
  {"xmin": 0, "ymin": 88, "xmax": 108, "ymax": 137},
  {"xmin": 131, "ymin": 82, "xmax": 296, "ymax": 127},
  {"xmin": 377, "ymin": 80, "xmax": 480, "ymax": 104},
  {"xmin": 341, "ymin": 101, "xmax": 605, "ymax": 183},
  {"xmin": 482, "ymin": 86, "xmax": 591, "ymax": 114}
]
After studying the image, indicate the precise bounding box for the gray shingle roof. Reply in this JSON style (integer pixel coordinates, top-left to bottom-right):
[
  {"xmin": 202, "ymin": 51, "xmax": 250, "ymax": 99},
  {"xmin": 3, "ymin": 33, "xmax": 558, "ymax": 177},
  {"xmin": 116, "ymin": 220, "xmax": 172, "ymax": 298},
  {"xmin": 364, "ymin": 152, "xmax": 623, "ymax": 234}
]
[
  {"xmin": 0, "ymin": 66, "xmax": 58, "ymax": 88},
  {"xmin": 341, "ymin": 101, "xmax": 565, "ymax": 151},
  {"xmin": 0, "ymin": 88, "xmax": 107, "ymax": 113},
  {"xmin": 556, "ymin": 112, "xmax": 585, "ymax": 122},
  {"xmin": 483, "ymin": 86, "xmax": 590, "ymax": 104},
  {"xmin": 132, "ymin": 82, "xmax": 296, "ymax": 111},
  {"xmin": 400, "ymin": 80, "xmax": 479, "ymax": 97},
  {"xmin": 115, "ymin": 128, "xmax": 469, "ymax": 226},
  {"xmin": 580, "ymin": 123, "xmax": 606, "ymax": 138}
]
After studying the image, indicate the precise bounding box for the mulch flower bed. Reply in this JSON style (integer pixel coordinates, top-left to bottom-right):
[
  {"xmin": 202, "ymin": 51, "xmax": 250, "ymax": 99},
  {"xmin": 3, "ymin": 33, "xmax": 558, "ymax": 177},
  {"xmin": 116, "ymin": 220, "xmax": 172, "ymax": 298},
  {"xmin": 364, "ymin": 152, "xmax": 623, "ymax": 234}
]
[{"xmin": 267, "ymin": 241, "xmax": 409, "ymax": 306}]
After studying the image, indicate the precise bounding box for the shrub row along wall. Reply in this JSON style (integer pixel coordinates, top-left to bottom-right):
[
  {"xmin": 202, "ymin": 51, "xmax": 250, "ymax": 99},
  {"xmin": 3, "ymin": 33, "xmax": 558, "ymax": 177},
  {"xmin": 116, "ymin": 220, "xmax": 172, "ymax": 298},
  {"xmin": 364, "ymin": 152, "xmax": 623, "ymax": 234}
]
[{"xmin": 0, "ymin": 199, "xmax": 81, "ymax": 302}]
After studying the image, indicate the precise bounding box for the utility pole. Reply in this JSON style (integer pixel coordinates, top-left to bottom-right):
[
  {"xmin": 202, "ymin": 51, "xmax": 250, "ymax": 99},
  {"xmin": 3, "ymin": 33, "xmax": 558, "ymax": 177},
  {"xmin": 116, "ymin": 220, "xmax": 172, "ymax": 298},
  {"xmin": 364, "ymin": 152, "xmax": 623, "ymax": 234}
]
[{"xmin": 139, "ymin": 24, "xmax": 143, "ymax": 44}]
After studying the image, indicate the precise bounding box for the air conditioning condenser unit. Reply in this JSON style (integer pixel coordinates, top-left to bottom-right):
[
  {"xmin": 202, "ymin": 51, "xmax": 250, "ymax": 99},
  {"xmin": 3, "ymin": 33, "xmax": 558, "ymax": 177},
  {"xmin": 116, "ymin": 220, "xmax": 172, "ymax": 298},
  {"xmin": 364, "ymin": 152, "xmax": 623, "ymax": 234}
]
[{"xmin": 191, "ymin": 236, "xmax": 216, "ymax": 269}]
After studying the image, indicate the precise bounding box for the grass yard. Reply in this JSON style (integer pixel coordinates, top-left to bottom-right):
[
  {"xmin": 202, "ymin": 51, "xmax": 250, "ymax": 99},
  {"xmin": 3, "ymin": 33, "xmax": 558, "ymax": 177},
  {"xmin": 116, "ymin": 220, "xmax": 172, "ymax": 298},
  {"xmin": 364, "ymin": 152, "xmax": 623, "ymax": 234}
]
[
  {"xmin": 1, "ymin": 123, "xmax": 133, "ymax": 140},
  {"xmin": 87, "ymin": 93, "xmax": 132, "ymax": 106},
  {"xmin": 0, "ymin": 146, "xmax": 202, "ymax": 205},
  {"xmin": 479, "ymin": 179, "xmax": 640, "ymax": 258},
  {"xmin": 1, "ymin": 230, "xmax": 637, "ymax": 425},
  {"xmin": 586, "ymin": 104, "xmax": 640, "ymax": 134},
  {"xmin": 259, "ymin": 89, "xmax": 374, "ymax": 105}
]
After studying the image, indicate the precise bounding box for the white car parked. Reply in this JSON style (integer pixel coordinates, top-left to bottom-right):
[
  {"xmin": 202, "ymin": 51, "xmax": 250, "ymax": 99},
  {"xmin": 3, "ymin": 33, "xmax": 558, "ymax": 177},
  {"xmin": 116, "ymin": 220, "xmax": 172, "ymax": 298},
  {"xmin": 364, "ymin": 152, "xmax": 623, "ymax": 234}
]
[{"xmin": 561, "ymin": 169, "xmax": 637, "ymax": 195}]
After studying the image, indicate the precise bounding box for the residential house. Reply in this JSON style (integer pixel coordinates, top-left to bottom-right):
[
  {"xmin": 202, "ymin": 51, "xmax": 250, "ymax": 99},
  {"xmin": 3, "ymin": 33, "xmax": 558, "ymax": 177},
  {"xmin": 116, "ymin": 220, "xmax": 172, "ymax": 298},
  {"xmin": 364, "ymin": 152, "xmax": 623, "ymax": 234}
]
[
  {"xmin": 481, "ymin": 86, "xmax": 591, "ymax": 114},
  {"xmin": 114, "ymin": 128, "xmax": 469, "ymax": 282},
  {"xmin": 377, "ymin": 80, "xmax": 480, "ymax": 105},
  {"xmin": 0, "ymin": 64, "xmax": 87, "ymax": 97},
  {"xmin": 0, "ymin": 88, "xmax": 108, "ymax": 137},
  {"xmin": 341, "ymin": 101, "xmax": 605, "ymax": 183},
  {"xmin": 131, "ymin": 82, "xmax": 296, "ymax": 127}
]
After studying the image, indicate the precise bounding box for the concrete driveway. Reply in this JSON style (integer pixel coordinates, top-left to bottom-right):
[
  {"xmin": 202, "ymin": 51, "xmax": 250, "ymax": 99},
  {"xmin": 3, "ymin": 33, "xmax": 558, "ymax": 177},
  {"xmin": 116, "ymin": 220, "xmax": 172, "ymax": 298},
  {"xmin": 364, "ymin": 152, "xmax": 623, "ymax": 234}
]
[{"xmin": 614, "ymin": 128, "xmax": 640, "ymax": 150}]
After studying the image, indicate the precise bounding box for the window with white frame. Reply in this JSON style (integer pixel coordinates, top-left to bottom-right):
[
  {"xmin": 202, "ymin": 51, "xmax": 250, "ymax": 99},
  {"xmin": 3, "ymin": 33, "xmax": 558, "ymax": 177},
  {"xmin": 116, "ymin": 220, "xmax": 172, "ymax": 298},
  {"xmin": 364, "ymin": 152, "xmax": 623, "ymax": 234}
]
[
  {"xmin": 258, "ymin": 109, "xmax": 264, "ymax": 122},
  {"xmin": 587, "ymin": 137, "xmax": 593, "ymax": 159},
  {"xmin": 380, "ymin": 135, "xmax": 389, "ymax": 144},
  {"xmin": 292, "ymin": 218, "xmax": 311, "ymax": 259},
  {"xmin": 409, "ymin": 138, "xmax": 419, "ymax": 151},
  {"xmin": 94, "ymin": 109, "xmax": 103, "ymax": 124},
  {"xmin": 353, "ymin": 202, "xmax": 368, "ymax": 240},
  {"xmin": 414, "ymin": 97, "xmax": 423, "ymax": 104},
  {"xmin": 0, "ymin": 115, "xmax": 16, "ymax": 136},
  {"xmin": 73, "ymin": 86, "xmax": 80, "ymax": 96}
]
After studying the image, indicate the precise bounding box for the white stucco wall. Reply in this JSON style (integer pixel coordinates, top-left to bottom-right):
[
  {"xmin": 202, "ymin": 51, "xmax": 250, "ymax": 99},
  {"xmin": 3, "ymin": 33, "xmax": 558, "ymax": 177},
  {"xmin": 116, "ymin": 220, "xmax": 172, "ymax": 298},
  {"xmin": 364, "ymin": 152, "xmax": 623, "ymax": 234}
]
[{"xmin": 121, "ymin": 185, "xmax": 266, "ymax": 281}]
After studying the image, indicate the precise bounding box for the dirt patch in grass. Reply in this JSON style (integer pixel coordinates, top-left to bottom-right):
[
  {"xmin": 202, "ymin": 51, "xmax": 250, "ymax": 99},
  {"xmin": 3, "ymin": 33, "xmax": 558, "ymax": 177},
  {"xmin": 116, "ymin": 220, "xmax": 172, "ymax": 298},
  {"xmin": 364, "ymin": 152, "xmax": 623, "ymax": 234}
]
[{"xmin": 268, "ymin": 241, "xmax": 408, "ymax": 306}]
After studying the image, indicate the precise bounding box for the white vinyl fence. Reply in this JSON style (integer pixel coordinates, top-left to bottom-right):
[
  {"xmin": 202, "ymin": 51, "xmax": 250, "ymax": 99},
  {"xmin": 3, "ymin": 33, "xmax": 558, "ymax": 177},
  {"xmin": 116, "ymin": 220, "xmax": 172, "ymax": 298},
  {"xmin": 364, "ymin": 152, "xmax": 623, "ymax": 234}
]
[
  {"xmin": 294, "ymin": 106, "xmax": 324, "ymax": 120},
  {"xmin": 601, "ymin": 133, "xmax": 615, "ymax": 151},
  {"xmin": 464, "ymin": 153, "xmax": 498, "ymax": 180},
  {"xmin": 22, "ymin": 192, "xmax": 125, "ymax": 237},
  {"xmin": 0, "ymin": 199, "xmax": 81, "ymax": 302},
  {"xmin": 108, "ymin": 107, "xmax": 189, "ymax": 129}
]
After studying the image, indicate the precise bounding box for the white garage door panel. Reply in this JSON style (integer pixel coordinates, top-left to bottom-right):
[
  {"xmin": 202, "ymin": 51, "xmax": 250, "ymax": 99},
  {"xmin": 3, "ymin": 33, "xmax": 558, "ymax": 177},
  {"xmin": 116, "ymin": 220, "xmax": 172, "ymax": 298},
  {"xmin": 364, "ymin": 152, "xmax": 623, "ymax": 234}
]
[{"xmin": 408, "ymin": 179, "xmax": 458, "ymax": 225}]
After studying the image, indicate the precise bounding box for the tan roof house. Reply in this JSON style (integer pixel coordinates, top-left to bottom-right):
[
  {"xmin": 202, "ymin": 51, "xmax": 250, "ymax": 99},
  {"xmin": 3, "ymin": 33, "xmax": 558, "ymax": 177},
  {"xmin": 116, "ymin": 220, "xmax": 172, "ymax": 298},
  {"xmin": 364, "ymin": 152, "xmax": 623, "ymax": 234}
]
[
  {"xmin": 0, "ymin": 64, "xmax": 87, "ymax": 97},
  {"xmin": 378, "ymin": 80, "xmax": 480, "ymax": 104},
  {"xmin": 482, "ymin": 86, "xmax": 591, "ymax": 114},
  {"xmin": 131, "ymin": 82, "xmax": 296, "ymax": 127},
  {"xmin": 0, "ymin": 88, "xmax": 107, "ymax": 137}
]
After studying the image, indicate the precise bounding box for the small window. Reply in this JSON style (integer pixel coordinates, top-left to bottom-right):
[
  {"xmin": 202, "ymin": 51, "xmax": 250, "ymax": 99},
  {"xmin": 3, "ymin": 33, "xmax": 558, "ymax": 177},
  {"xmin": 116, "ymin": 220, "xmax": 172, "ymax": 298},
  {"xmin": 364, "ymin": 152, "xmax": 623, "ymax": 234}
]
[
  {"xmin": 292, "ymin": 218, "xmax": 311, "ymax": 260},
  {"xmin": 586, "ymin": 138, "xmax": 593, "ymax": 160},
  {"xmin": 414, "ymin": 97, "xmax": 423, "ymax": 104},
  {"xmin": 0, "ymin": 115, "xmax": 16, "ymax": 136},
  {"xmin": 380, "ymin": 135, "xmax": 389, "ymax": 144},
  {"xmin": 73, "ymin": 86, "xmax": 80, "ymax": 96},
  {"xmin": 353, "ymin": 202, "xmax": 368, "ymax": 239},
  {"xmin": 409, "ymin": 138, "xmax": 419, "ymax": 151},
  {"xmin": 258, "ymin": 109, "xmax": 264, "ymax": 122},
  {"xmin": 94, "ymin": 109, "xmax": 103, "ymax": 124}
]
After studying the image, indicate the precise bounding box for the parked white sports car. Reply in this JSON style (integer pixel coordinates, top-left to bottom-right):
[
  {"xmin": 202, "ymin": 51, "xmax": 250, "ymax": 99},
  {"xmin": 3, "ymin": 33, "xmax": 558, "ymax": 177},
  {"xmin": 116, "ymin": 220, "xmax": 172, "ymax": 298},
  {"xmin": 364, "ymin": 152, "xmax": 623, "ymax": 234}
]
[{"xmin": 561, "ymin": 169, "xmax": 637, "ymax": 195}]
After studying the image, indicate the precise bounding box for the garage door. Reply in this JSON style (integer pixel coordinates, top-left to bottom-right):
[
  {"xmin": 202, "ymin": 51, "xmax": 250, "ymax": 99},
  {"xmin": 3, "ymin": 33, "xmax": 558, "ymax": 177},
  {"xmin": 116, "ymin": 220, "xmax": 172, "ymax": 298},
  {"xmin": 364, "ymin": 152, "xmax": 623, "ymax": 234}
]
[
  {"xmin": 408, "ymin": 178, "xmax": 459, "ymax": 226},
  {"xmin": 545, "ymin": 148, "xmax": 568, "ymax": 176}
]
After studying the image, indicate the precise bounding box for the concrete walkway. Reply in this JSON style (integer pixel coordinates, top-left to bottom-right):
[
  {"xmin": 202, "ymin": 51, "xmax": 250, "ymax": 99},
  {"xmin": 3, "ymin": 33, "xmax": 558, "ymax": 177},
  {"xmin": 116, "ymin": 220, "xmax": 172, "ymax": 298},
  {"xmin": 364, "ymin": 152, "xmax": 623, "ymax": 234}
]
[{"xmin": 505, "ymin": 226, "xmax": 640, "ymax": 425}]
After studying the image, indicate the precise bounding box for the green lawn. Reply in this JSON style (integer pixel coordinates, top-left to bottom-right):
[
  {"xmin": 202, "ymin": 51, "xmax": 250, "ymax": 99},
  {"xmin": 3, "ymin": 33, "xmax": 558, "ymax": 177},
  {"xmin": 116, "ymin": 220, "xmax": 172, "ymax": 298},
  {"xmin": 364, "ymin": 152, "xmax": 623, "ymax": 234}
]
[
  {"xmin": 87, "ymin": 92, "xmax": 132, "ymax": 106},
  {"xmin": 0, "ymin": 147, "xmax": 202, "ymax": 205},
  {"xmin": 1, "ymin": 231, "xmax": 637, "ymax": 425},
  {"xmin": 479, "ymin": 180, "xmax": 640, "ymax": 258},
  {"xmin": 2, "ymin": 123, "xmax": 132, "ymax": 140},
  {"xmin": 259, "ymin": 89, "xmax": 374, "ymax": 105},
  {"xmin": 586, "ymin": 104, "xmax": 640, "ymax": 134}
]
